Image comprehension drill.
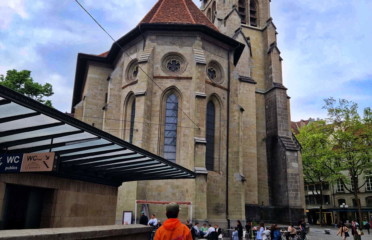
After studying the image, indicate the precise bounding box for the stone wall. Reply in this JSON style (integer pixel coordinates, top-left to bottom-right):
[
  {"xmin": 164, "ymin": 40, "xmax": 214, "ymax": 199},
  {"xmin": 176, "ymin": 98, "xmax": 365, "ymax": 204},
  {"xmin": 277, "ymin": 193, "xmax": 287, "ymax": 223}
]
[
  {"xmin": 0, "ymin": 174, "xmax": 117, "ymax": 229},
  {"xmin": 0, "ymin": 224, "xmax": 152, "ymax": 240}
]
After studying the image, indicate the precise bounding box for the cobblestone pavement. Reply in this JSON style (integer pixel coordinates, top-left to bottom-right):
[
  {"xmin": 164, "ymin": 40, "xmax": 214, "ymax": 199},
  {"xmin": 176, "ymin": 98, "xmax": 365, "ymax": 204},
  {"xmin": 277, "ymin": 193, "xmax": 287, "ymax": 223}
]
[{"xmin": 305, "ymin": 226, "xmax": 372, "ymax": 240}]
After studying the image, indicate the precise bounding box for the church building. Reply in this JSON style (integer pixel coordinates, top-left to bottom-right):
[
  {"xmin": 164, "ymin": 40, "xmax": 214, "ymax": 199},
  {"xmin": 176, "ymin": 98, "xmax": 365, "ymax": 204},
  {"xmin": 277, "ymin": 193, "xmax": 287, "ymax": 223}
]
[{"xmin": 72, "ymin": 0, "xmax": 305, "ymax": 225}]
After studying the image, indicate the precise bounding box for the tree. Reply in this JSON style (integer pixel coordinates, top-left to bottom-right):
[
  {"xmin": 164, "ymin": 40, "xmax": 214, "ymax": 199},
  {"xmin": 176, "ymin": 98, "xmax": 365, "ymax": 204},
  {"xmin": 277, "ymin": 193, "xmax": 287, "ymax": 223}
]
[
  {"xmin": 296, "ymin": 120, "xmax": 335, "ymax": 225},
  {"xmin": 0, "ymin": 69, "xmax": 53, "ymax": 107},
  {"xmin": 323, "ymin": 98, "xmax": 372, "ymax": 223}
]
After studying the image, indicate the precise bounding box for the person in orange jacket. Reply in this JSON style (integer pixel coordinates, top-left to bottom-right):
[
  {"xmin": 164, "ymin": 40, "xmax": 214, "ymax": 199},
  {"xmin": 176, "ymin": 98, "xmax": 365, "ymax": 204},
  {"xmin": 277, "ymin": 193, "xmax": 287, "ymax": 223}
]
[{"xmin": 154, "ymin": 202, "xmax": 192, "ymax": 240}]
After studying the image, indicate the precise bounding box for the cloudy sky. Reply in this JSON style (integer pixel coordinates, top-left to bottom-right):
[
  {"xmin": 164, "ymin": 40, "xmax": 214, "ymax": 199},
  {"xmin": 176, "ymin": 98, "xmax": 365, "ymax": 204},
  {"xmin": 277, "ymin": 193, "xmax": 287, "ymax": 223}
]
[{"xmin": 0, "ymin": 0, "xmax": 371, "ymax": 121}]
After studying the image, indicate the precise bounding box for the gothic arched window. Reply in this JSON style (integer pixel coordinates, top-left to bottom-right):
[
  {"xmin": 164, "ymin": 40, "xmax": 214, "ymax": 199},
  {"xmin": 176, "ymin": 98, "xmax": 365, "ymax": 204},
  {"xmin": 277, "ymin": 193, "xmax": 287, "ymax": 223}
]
[
  {"xmin": 207, "ymin": 8, "xmax": 212, "ymax": 21},
  {"xmin": 124, "ymin": 93, "xmax": 136, "ymax": 143},
  {"xmin": 163, "ymin": 94, "xmax": 179, "ymax": 162},
  {"xmin": 238, "ymin": 0, "xmax": 247, "ymax": 24},
  {"xmin": 212, "ymin": 1, "xmax": 216, "ymax": 23},
  {"xmin": 129, "ymin": 99, "xmax": 136, "ymax": 144},
  {"xmin": 249, "ymin": 0, "xmax": 258, "ymax": 27},
  {"xmin": 206, "ymin": 101, "xmax": 216, "ymax": 171}
]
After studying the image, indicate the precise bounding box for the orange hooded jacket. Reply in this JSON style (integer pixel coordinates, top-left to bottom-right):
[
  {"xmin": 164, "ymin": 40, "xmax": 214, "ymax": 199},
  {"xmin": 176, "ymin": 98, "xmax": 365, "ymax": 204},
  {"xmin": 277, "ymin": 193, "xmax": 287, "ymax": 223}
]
[{"xmin": 154, "ymin": 218, "xmax": 192, "ymax": 240}]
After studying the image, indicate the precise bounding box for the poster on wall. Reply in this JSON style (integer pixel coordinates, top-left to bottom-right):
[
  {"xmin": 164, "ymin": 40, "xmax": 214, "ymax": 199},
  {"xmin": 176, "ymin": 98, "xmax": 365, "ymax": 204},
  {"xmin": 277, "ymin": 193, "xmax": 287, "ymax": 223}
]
[{"xmin": 122, "ymin": 211, "xmax": 132, "ymax": 225}]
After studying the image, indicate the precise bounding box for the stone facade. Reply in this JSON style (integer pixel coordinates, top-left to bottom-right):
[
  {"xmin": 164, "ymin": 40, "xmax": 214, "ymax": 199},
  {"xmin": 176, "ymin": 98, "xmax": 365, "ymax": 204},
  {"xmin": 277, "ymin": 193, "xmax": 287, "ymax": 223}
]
[
  {"xmin": 0, "ymin": 174, "xmax": 117, "ymax": 229},
  {"xmin": 72, "ymin": 0, "xmax": 304, "ymax": 226}
]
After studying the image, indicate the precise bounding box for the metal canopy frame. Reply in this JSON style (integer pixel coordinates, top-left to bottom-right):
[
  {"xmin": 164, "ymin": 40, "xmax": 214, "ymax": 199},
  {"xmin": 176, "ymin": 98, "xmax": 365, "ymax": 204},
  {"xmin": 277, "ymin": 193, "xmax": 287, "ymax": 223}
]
[{"xmin": 0, "ymin": 86, "xmax": 195, "ymax": 186}]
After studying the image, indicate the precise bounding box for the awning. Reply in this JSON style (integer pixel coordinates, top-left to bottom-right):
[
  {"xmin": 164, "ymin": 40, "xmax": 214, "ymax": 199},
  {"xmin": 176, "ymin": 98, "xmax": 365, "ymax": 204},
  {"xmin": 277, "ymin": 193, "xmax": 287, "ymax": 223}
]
[{"xmin": 0, "ymin": 86, "xmax": 195, "ymax": 186}]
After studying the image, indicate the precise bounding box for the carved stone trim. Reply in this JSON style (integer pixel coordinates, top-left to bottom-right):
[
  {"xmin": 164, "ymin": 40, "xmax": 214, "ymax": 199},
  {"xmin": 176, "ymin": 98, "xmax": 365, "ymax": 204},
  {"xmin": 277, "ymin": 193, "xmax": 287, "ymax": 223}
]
[
  {"xmin": 194, "ymin": 167, "xmax": 208, "ymax": 175},
  {"xmin": 153, "ymin": 76, "xmax": 192, "ymax": 80},
  {"xmin": 134, "ymin": 91, "xmax": 146, "ymax": 97},
  {"xmin": 138, "ymin": 47, "xmax": 153, "ymax": 63},
  {"xmin": 122, "ymin": 80, "xmax": 138, "ymax": 89},
  {"xmin": 239, "ymin": 76, "xmax": 257, "ymax": 84},
  {"xmin": 193, "ymin": 49, "xmax": 206, "ymax": 65},
  {"xmin": 195, "ymin": 92, "xmax": 207, "ymax": 98},
  {"xmin": 194, "ymin": 137, "xmax": 207, "ymax": 144},
  {"xmin": 205, "ymin": 80, "xmax": 228, "ymax": 91}
]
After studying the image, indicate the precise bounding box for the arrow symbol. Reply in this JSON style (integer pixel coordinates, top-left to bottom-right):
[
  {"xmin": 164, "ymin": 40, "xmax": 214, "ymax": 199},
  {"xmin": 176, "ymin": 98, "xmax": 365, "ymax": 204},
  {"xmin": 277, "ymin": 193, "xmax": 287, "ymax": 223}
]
[{"xmin": 43, "ymin": 161, "xmax": 49, "ymax": 169}]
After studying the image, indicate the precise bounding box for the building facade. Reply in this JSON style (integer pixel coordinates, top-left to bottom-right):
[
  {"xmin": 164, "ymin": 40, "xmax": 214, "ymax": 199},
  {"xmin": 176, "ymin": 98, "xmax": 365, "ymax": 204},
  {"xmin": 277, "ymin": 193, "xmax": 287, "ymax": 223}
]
[
  {"xmin": 305, "ymin": 174, "xmax": 372, "ymax": 225},
  {"xmin": 72, "ymin": 0, "xmax": 305, "ymax": 225}
]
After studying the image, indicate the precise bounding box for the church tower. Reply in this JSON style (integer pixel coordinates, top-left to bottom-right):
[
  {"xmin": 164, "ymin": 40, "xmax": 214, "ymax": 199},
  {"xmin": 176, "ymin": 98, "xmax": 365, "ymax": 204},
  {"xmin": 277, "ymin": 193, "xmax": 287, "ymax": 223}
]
[
  {"xmin": 200, "ymin": 0, "xmax": 305, "ymax": 222},
  {"xmin": 72, "ymin": 0, "xmax": 305, "ymax": 225}
]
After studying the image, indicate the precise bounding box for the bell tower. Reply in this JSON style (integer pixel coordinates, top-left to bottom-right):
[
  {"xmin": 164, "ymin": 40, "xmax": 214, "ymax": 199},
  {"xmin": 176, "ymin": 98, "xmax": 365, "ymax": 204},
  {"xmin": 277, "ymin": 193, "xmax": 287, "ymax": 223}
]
[{"xmin": 200, "ymin": 0, "xmax": 306, "ymax": 223}]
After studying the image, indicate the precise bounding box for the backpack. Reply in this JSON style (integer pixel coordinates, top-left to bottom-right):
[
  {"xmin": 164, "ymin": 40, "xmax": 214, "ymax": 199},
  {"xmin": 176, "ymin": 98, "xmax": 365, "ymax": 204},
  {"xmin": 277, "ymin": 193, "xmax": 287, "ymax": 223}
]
[
  {"xmin": 273, "ymin": 230, "xmax": 281, "ymax": 239},
  {"xmin": 191, "ymin": 227, "xmax": 197, "ymax": 238}
]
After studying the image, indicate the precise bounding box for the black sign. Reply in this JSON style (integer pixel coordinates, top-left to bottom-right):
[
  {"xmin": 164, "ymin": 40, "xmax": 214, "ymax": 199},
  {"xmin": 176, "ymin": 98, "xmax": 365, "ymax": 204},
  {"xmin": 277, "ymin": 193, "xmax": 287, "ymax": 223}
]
[{"xmin": 0, "ymin": 154, "xmax": 23, "ymax": 173}]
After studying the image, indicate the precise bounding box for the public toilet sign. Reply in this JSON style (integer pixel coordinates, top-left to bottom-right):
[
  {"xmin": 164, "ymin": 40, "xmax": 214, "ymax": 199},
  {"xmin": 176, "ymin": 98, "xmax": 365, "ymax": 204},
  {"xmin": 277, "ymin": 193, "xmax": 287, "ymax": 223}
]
[
  {"xmin": 0, "ymin": 154, "xmax": 23, "ymax": 173},
  {"xmin": 0, "ymin": 152, "xmax": 57, "ymax": 173}
]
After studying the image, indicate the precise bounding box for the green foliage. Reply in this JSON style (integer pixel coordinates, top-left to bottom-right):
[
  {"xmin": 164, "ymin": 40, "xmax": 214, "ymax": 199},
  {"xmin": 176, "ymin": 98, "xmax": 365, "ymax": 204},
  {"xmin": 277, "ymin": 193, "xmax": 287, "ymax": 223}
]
[
  {"xmin": 323, "ymin": 98, "xmax": 372, "ymax": 192},
  {"xmin": 297, "ymin": 98, "xmax": 371, "ymax": 223},
  {"xmin": 0, "ymin": 69, "xmax": 53, "ymax": 107},
  {"xmin": 297, "ymin": 120, "xmax": 335, "ymax": 185}
]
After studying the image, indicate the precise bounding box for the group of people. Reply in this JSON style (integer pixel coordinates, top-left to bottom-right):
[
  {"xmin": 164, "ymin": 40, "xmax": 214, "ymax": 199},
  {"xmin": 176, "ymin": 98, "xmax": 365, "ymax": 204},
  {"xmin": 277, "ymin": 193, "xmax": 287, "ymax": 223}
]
[
  {"xmin": 243, "ymin": 220, "xmax": 307, "ymax": 240},
  {"xmin": 140, "ymin": 206, "xmax": 310, "ymax": 240},
  {"xmin": 189, "ymin": 222, "xmax": 222, "ymax": 239},
  {"xmin": 337, "ymin": 220, "xmax": 370, "ymax": 240}
]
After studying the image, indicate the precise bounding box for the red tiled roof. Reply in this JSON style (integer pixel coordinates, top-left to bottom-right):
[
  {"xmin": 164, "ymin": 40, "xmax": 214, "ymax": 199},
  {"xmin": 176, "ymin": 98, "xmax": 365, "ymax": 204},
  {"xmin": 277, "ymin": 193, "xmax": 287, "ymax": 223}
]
[
  {"xmin": 98, "ymin": 51, "xmax": 109, "ymax": 57},
  {"xmin": 291, "ymin": 120, "xmax": 311, "ymax": 134},
  {"xmin": 139, "ymin": 0, "xmax": 218, "ymax": 31}
]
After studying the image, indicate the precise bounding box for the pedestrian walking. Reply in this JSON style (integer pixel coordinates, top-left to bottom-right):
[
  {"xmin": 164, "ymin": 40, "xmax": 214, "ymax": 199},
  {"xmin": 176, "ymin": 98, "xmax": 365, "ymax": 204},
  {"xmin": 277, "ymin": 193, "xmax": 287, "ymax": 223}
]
[
  {"xmin": 363, "ymin": 220, "xmax": 370, "ymax": 235},
  {"xmin": 337, "ymin": 222, "xmax": 350, "ymax": 240},
  {"xmin": 270, "ymin": 224, "xmax": 281, "ymax": 240},
  {"xmin": 237, "ymin": 220, "xmax": 243, "ymax": 240},
  {"xmin": 154, "ymin": 202, "xmax": 192, "ymax": 240},
  {"xmin": 256, "ymin": 222, "xmax": 265, "ymax": 240},
  {"xmin": 232, "ymin": 227, "xmax": 239, "ymax": 240}
]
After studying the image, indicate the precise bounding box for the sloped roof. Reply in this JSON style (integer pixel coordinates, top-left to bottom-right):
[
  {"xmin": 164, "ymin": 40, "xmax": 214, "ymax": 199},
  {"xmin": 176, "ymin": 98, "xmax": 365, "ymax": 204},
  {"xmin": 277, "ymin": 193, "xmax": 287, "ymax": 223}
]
[
  {"xmin": 140, "ymin": 0, "xmax": 218, "ymax": 31},
  {"xmin": 0, "ymin": 86, "xmax": 195, "ymax": 186}
]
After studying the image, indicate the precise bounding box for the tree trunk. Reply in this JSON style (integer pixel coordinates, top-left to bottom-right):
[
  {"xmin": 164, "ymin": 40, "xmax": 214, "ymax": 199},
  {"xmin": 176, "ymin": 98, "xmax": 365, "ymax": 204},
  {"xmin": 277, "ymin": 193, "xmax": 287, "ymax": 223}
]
[
  {"xmin": 320, "ymin": 185, "xmax": 324, "ymax": 226},
  {"xmin": 355, "ymin": 193, "xmax": 362, "ymax": 224}
]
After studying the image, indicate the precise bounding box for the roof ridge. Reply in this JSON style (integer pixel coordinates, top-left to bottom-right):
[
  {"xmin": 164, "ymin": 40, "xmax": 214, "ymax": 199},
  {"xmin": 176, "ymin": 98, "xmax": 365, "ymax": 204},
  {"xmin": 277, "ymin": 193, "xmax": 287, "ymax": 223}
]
[
  {"xmin": 150, "ymin": 0, "xmax": 167, "ymax": 23},
  {"xmin": 182, "ymin": 0, "xmax": 196, "ymax": 24}
]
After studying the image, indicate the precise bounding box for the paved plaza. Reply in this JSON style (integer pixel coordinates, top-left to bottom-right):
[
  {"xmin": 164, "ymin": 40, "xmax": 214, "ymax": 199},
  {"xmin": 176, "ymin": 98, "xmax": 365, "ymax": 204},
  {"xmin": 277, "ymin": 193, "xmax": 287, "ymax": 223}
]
[{"xmin": 304, "ymin": 226, "xmax": 372, "ymax": 240}]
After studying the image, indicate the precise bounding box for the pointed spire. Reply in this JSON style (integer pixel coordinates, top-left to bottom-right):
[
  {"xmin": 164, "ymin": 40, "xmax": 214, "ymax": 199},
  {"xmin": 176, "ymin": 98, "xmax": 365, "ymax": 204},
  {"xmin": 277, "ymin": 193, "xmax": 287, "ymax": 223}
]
[{"xmin": 140, "ymin": 0, "xmax": 218, "ymax": 31}]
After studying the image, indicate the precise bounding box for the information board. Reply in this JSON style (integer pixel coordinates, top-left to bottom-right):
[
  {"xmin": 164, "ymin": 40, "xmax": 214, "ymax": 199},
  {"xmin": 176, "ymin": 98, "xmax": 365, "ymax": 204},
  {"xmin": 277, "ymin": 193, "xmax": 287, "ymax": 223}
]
[
  {"xmin": 0, "ymin": 154, "xmax": 23, "ymax": 173},
  {"xmin": 122, "ymin": 211, "xmax": 132, "ymax": 225},
  {"xmin": 21, "ymin": 152, "xmax": 56, "ymax": 172},
  {"xmin": 0, "ymin": 152, "xmax": 57, "ymax": 173}
]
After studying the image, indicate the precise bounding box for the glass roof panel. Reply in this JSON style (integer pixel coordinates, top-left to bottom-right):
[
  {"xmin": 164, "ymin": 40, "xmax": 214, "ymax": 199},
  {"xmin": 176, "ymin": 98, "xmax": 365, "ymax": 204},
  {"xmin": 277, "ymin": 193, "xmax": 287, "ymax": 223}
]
[
  {"xmin": 62, "ymin": 149, "xmax": 134, "ymax": 162},
  {"xmin": 0, "ymin": 114, "xmax": 60, "ymax": 131},
  {"xmin": 83, "ymin": 158, "xmax": 158, "ymax": 166},
  {"xmin": 0, "ymin": 102, "xmax": 35, "ymax": 118},
  {"xmin": 0, "ymin": 125, "xmax": 80, "ymax": 142},
  {"xmin": 52, "ymin": 132, "xmax": 96, "ymax": 143},
  {"xmin": 51, "ymin": 139, "xmax": 110, "ymax": 152},
  {"xmin": 90, "ymin": 156, "xmax": 149, "ymax": 167},
  {"xmin": 106, "ymin": 163, "xmax": 164, "ymax": 171},
  {"xmin": 81, "ymin": 157, "xmax": 153, "ymax": 166},
  {"xmin": 60, "ymin": 144, "xmax": 123, "ymax": 157},
  {"xmin": 8, "ymin": 140, "xmax": 52, "ymax": 150}
]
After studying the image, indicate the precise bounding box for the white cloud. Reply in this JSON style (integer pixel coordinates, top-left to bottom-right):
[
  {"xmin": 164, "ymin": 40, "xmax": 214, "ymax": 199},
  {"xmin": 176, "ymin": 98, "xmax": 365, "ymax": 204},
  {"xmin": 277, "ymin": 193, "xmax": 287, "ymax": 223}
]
[
  {"xmin": 0, "ymin": 0, "xmax": 28, "ymax": 29},
  {"xmin": 272, "ymin": 0, "xmax": 372, "ymax": 121},
  {"xmin": 44, "ymin": 73, "xmax": 73, "ymax": 112}
]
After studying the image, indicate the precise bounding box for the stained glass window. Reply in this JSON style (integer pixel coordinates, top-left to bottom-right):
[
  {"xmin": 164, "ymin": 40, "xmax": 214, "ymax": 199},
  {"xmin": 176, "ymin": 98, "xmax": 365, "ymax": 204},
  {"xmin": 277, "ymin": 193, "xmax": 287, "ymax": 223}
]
[
  {"xmin": 163, "ymin": 94, "xmax": 178, "ymax": 162},
  {"xmin": 206, "ymin": 101, "xmax": 215, "ymax": 171},
  {"xmin": 129, "ymin": 99, "xmax": 136, "ymax": 144}
]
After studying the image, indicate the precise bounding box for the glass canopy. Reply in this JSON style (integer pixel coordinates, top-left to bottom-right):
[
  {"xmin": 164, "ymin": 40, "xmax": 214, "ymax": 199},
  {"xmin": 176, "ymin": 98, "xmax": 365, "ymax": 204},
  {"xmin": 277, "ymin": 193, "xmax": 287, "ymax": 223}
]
[{"xmin": 0, "ymin": 86, "xmax": 195, "ymax": 186}]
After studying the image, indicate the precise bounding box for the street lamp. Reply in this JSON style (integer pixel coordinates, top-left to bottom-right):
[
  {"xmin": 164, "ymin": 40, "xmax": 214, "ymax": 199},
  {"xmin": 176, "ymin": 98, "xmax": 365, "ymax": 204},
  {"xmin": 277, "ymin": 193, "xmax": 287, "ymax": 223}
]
[{"xmin": 340, "ymin": 203, "xmax": 349, "ymax": 209}]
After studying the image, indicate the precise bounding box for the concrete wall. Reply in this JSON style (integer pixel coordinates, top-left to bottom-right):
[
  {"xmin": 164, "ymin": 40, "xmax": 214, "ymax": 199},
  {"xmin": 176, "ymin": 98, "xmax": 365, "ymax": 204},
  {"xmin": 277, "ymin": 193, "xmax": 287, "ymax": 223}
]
[
  {"xmin": 0, "ymin": 174, "xmax": 117, "ymax": 228},
  {"xmin": 0, "ymin": 224, "xmax": 152, "ymax": 240}
]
